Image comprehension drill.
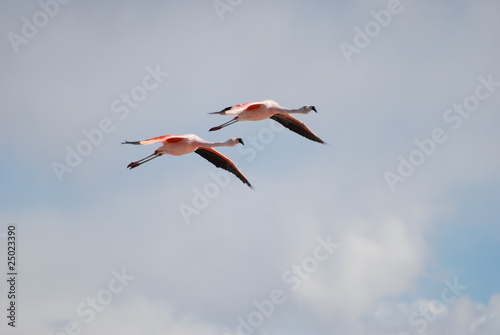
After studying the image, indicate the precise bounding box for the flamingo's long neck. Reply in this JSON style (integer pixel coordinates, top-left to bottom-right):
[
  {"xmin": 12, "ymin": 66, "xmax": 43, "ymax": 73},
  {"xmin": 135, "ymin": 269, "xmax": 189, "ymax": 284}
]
[
  {"xmin": 280, "ymin": 107, "xmax": 307, "ymax": 114},
  {"xmin": 199, "ymin": 140, "xmax": 234, "ymax": 148}
]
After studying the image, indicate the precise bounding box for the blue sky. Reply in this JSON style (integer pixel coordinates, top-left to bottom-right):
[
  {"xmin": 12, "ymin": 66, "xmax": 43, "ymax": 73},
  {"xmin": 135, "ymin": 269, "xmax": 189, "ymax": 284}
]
[{"xmin": 1, "ymin": 0, "xmax": 500, "ymax": 334}]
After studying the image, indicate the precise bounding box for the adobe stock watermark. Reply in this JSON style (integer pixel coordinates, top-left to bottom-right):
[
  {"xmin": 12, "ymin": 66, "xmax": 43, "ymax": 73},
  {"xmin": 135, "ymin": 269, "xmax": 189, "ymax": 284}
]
[
  {"xmin": 47, "ymin": 267, "xmax": 135, "ymax": 335},
  {"xmin": 385, "ymin": 73, "xmax": 499, "ymax": 192},
  {"xmin": 51, "ymin": 64, "xmax": 169, "ymax": 183},
  {"xmin": 224, "ymin": 235, "xmax": 340, "ymax": 335},
  {"xmin": 7, "ymin": 0, "xmax": 72, "ymax": 54},
  {"xmin": 178, "ymin": 119, "xmax": 285, "ymax": 224},
  {"xmin": 213, "ymin": 0, "xmax": 244, "ymax": 21},
  {"xmin": 339, "ymin": 0, "xmax": 413, "ymax": 64},
  {"xmin": 397, "ymin": 277, "xmax": 467, "ymax": 335}
]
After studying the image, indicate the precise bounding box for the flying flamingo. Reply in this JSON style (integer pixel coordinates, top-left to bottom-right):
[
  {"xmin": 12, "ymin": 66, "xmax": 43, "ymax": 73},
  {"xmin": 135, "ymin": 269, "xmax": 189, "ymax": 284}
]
[
  {"xmin": 209, "ymin": 100, "xmax": 325, "ymax": 144},
  {"xmin": 122, "ymin": 134, "xmax": 252, "ymax": 188}
]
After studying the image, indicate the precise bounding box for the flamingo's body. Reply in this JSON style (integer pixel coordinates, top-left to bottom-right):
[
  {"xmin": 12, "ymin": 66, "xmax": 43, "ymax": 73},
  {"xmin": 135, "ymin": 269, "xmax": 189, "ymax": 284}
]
[
  {"xmin": 122, "ymin": 134, "xmax": 252, "ymax": 187},
  {"xmin": 209, "ymin": 100, "xmax": 325, "ymax": 144}
]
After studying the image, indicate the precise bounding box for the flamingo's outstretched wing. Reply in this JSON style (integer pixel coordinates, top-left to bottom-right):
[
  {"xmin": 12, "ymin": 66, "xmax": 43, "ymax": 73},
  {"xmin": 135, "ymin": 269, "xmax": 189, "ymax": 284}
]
[
  {"xmin": 122, "ymin": 135, "xmax": 184, "ymax": 145},
  {"xmin": 209, "ymin": 102, "xmax": 264, "ymax": 115},
  {"xmin": 195, "ymin": 148, "xmax": 252, "ymax": 188},
  {"xmin": 270, "ymin": 114, "xmax": 325, "ymax": 144}
]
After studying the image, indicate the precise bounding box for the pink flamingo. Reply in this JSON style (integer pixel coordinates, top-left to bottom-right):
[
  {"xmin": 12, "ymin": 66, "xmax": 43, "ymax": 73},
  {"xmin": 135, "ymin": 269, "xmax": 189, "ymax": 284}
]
[
  {"xmin": 209, "ymin": 100, "xmax": 325, "ymax": 144},
  {"xmin": 122, "ymin": 134, "xmax": 252, "ymax": 187}
]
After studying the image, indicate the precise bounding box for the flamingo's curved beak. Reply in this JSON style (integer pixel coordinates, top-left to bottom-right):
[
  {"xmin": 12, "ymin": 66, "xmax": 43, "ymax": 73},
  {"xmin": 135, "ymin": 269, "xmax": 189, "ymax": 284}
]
[
  {"xmin": 311, "ymin": 106, "xmax": 317, "ymax": 113},
  {"xmin": 238, "ymin": 138, "xmax": 244, "ymax": 145}
]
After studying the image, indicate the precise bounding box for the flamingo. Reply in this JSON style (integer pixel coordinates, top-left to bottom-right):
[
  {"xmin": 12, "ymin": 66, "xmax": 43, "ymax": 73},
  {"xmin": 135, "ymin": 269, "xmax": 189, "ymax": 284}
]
[
  {"xmin": 122, "ymin": 134, "xmax": 252, "ymax": 188},
  {"xmin": 209, "ymin": 100, "xmax": 325, "ymax": 144}
]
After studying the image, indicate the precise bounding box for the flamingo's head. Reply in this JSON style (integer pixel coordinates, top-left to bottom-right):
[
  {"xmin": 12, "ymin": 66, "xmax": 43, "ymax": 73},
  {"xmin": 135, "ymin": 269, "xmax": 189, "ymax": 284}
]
[
  {"xmin": 302, "ymin": 105, "xmax": 317, "ymax": 114},
  {"xmin": 228, "ymin": 138, "xmax": 244, "ymax": 146}
]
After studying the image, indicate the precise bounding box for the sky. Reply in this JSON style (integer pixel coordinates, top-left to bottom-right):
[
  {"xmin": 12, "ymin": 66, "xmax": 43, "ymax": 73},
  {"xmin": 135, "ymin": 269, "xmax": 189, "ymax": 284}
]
[{"xmin": 1, "ymin": 0, "xmax": 500, "ymax": 334}]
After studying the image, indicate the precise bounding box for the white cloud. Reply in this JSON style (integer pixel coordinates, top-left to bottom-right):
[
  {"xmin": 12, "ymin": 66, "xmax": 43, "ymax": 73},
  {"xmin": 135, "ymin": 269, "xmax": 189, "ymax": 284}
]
[
  {"xmin": 290, "ymin": 218, "xmax": 425, "ymax": 323},
  {"xmin": 366, "ymin": 294, "xmax": 500, "ymax": 335}
]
